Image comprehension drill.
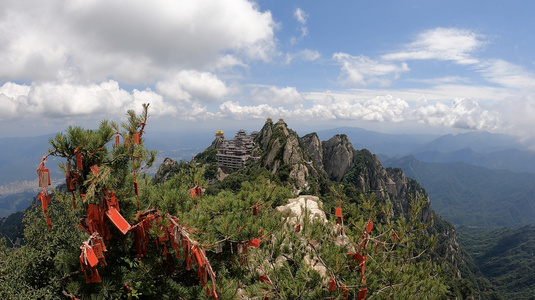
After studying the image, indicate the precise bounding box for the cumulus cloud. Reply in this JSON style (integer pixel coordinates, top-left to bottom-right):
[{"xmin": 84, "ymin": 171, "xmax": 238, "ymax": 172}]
[
  {"xmin": 0, "ymin": 80, "xmax": 176, "ymax": 119},
  {"xmin": 382, "ymin": 28, "xmax": 484, "ymax": 65},
  {"xmin": 213, "ymin": 92, "xmax": 503, "ymax": 133},
  {"xmin": 412, "ymin": 97, "xmax": 500, "ymax": 130},
  {"xmin": 250, "ymin": 86, "xmax": 305, "ymax": 106},
  {"xmin": 0, "ymin": 0, "xmax": 277, "ymax": 83},
  {"xmin": 156, "ymin": 70, "xmax": 238, "ymax": 103},
  {"xmin": 333, "ymin": 53, "xmax": 409, "ymax": 87},
  {"xmin": 219, "ymin": 101, "xmax": 288, "ymax": 120},
  {"xmin": 311, "ymin": 95, "xmax": 410, "ymax": 122}
]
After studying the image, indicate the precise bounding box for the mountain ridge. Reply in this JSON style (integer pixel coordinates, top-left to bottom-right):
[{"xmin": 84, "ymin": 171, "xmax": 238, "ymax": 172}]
[
  {"xmin": 384, "ymin": 155, "xmax": 535, "ymax": 228},
  {"xmin": 155, "ymin": 119, "xmax": 483, "ymax": 298}
]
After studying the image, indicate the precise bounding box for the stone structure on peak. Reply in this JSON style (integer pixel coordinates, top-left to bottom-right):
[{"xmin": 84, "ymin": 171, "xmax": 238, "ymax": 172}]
[{"xmin": 215, "ymin": 129, "xmax": 259, "ymax": 170}]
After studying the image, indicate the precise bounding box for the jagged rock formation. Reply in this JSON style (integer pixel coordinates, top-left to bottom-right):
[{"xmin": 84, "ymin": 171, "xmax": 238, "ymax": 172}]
[
  {"xmin": 300, "ymin": 133, "xmax": 325, "ymax": 175},
  {"xmin": 254, "ymin": 119, "xmax": 318, "ymax": 194},
  {"xmin": 153, "ymin": 158, "xmax": 181, "ymax": 183},
  {"xmin": 321, "ymin": 134, "xmax": 354, "ymax": 182}
]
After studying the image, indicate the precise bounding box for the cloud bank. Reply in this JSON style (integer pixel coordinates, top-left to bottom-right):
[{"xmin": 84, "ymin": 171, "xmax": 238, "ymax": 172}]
[
  {"xmin": 0, "ymin": 0, "xmax": 276, "ymax": 84},
  {"xmin": 1, "ymin": 0, "xmax": 534, "ymax": 147}
]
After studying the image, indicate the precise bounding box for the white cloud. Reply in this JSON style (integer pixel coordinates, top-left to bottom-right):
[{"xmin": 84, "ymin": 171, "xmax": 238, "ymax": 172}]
[
  {"xmin": 219, "ymin": 91, "xmax": 501, "ymax": 132},
  {"xmin": 250, "ymin": 86, "xmax": 304, "ymax": 106},
  {"xmin": 285, "ymin": 49, "xmax": 321, "ymax": 64},
  {"xmin": 294, "ymin": 8, "xmax": 307, "ymax": 25},
  {"xmin": 413, "ymin": 97, "xmax": 500, "ymax": 130},
  {"xmin": 382, "ymin": 28, "xmax": 484, "ymax": 65},
  {"xmin": 333, "ymin": 53, "xmax": 409, "ymax": 87},
  {"xmin": 291, "ymin": 8, "xmax": 308, "ymax": 45},
  {"xmin": 495, "ymin": 93, "xmax": 535, "ymax": 147},
  {"xmin": 408, "ymin": 76, "xmax": 470, "ymax": 85},
  {"xmin": 0, "ymin": 80, "xmax": 176, "ymax": 119},
  {"xmin": 0, "ymin": 94, "xmax": 18, "ymax": 121},
  {"xmin": 156, "ymin": 70, "xmax": 238, "ymax": 103},
  {"xmin": 478, "ymin": 59, "xmax": 535, "ymax": 89},
  {"xmin": 219, "ymin": 101, "xmax": 288, "ymax": 119},
  {"xmin": 0, "ymin": 0, "xmax": 277, "ymax": 83},
  {"xmin": 305, "ymin": 95, "xmax": 410, "ymax": 122}
]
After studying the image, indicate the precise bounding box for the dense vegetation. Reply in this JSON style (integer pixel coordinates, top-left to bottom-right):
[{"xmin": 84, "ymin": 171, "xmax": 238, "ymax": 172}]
[
  {"xmin": 459, "ymin": 225, "xmax": 535, "ymax": 299},
  {"xmin": 0, "ymin": 191, "xmax": 37, "ymax": 218},
  {"xmin": 0, "ymin": 105, "xmax": 454, "ymax": 299},
  {"xmin": 384, "ymin": 156, "xmax": 535, "ymax": 228}
]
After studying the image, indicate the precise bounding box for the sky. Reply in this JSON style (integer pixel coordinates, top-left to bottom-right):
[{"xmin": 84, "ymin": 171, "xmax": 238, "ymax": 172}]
[{"xmin": 1, "ymin": 0, "xmax": 535, "ymax": 146}]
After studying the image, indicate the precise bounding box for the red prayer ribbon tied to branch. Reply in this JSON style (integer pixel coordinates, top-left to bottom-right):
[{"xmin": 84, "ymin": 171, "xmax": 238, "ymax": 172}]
[
  {"xmin": 130, "ymin": 212, "xmax": 218, "ymax": 299},
  {"xmin": 190, "ymin": 183, "xmax": 202, "ymax": 199},
  {"xmin": 76, "ymin": 207, "xmax": 219, "ymax": 298},
  {"xmin": 36, "ymin": 156, "xmax": 52, "ymax": 229},
  {"xmin": 79, "ymin": 233, "xmax": 107, "ymax": 283}
]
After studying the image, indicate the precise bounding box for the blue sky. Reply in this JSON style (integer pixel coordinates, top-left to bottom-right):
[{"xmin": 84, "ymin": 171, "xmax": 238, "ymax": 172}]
[{"xmin": 1, "ymin": 0, "xmax": 535, "ymax": 147}]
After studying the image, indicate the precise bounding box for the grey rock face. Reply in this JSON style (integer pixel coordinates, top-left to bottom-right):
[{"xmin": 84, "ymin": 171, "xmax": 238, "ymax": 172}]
[{"xmin": 321, "ymin": 134, "xmax": 354, "ymax": 182}]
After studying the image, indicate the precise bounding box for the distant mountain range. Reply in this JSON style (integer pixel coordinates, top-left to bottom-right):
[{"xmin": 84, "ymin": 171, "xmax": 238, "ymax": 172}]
[
  {"xmin": 2, "ymin": 126, "xmax": 532, "ymax": 186},
  {"xmin": 384, "ymin": 156, "xmax": 535, "ymax": 228},
  {"xmin": 314, "ymin": 127, "xmax": 535, "ymax": 173}
]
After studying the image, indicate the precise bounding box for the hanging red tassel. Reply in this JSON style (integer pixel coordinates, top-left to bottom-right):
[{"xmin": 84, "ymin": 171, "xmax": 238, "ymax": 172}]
[
  {"xmin": 248, "ymin": 239, "xmax": 261, "ymax": 248},
  {"xmin": 90, "ymin": 165, "xmax": 99, "ymax": 177},
  {"xmin": 192, "ymin": 245, "xmax": 204, "ymax": 267},
  {"xmin": 340, "ymin": 283, "xmax": 349, "ymax": 299},
  {"xmin": 40, "ymin": 191, "xmax": 51, "ymax": 230},
  {"xmin": 357, "ymin": 288, "xmax": 367, "ymax": 300},
  {"xmin": 76, "ymin": 152, "xmax": 83, "ymax": 170},
  {"xmin": 259, "ymin": 275, "xmax": 271, "ymax": 284},
  {"xmin": 90, "ymin": 267, "xmax": 101, "ymax": 283},
  {"xmin": 335, "ymin": 207, "xmax": 342, "ymax": 218},
  {"xmin": 71, "ymin": 191, "xmax": 77, "ymax": 210},
  {"xmin": 115, "ymin": 134, "xmax": 120, "ymax": 147},
  {"xmin": 296, "ymin": 223, "xmax": 301, "ymax": 232},
  {"xmin": 366, "ymin": 220, "xmax": 373, "ymax": 233},
  {"xmin": 195, "ymin": 184, "xmax": 201, "ymax": 197},
  {"xmin": 329, "ymin": 277, "xmax": 336, "ymax": 292}
]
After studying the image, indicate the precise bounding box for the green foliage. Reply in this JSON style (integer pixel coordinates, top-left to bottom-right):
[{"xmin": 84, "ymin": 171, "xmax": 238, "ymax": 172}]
[
  {"xmin": 460, "ymin": 225, "xmax": 535, "ymax": 299},
  {"xmin": 0, "ymin": 191, "xmax": 35, "ymax": 218},
  {"xmin": 0, "ymin": 210, "xmax": 24, "ymax": 244},
  {"xmin": 385, "ymin": 156, "xmax": 535, "ymax": 228},
  {"xmin": 0, "ymin": 106, "xmax": 452, "ymax": 299},
  {"xmin": 0, "ymin": 192, "xmax": 86, "ymax": 299}
]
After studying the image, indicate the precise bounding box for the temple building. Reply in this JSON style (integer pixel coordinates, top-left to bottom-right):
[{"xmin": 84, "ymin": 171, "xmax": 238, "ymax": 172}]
[{"xmin": 215, "ymin": 129, "xmax": 259, "ymax": 169}]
